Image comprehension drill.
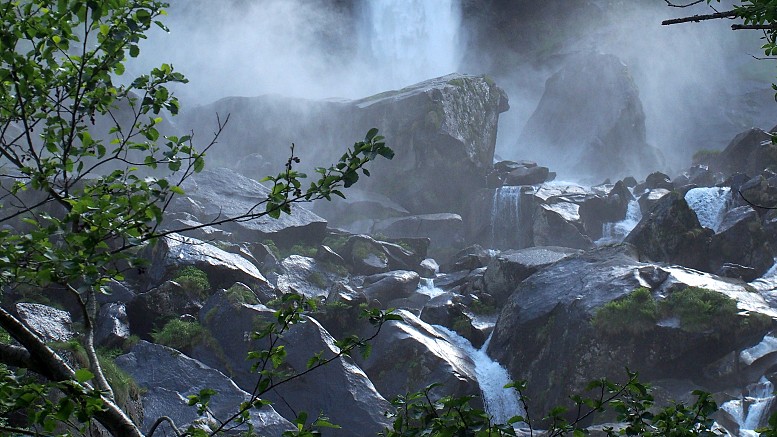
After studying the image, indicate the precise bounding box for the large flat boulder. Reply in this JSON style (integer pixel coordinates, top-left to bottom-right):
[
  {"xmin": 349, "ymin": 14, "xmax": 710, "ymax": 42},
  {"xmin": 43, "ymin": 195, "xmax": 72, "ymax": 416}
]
[
  {"xmin": 177, "ymin": 74, "xmax": 508, "ymax": 215},
  {"xmin": 116, "ymin": 341, "xmax": 294, "ymax": 436},
  {"xmin": 488, "ymin": 244, "xmax": 776, "ymax": 422}
]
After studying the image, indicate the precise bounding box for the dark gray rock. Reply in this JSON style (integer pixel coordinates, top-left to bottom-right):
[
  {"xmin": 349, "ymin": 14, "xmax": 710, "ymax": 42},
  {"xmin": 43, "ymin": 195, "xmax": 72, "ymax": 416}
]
[
  {"xmin": 115, "ymin": 341, "xmax": 293, "ymax": 436},
  {"xmin": 355, "ymin": 309, "xmax": 479, "ymax": 402},
  {"xmin": 362, "ymin": 270, "xmax": 421, "ymax": 306},
  {"xmin": 517, "ymin": 53, "xmax": 664, "ymax": 182},
  {"xmin": 179, "ymin": 74, "xmax": 508, "ymax": 215},
  {"xmin": 145, "ymin": 233, "xmax": 269, "ymax": 291},
  {"xmin": 531, "ymin": 201, "xmax": 593, "ymax": 250},
  {"xmin": 127, "ymin": 280, "xmax": 205, "ymax": 337},
  {"xmin": 637, "ymin": 188, "xmax": 670, "ymax": 216},
  {"xmin": 177, "ymin": 168, "xmax": 327, "ymax": 245},
  {"xmin": 484, "ymin": 246, "xmax": 582, "ymax": 305},
  {"xmin": 443, "ymin": 244, "xmax": 496, "ymax": 273},
  {"xmin": 709, "ymin": 206, "xmax": 773, "ymax": 281},
  {"xmin": 16, "ymin": 303, "xmax": 74, "ymax": 343},
  {"xmin": 488, "ymin": 244, "xmax": 776, "ymax": 421},
  {"xmin": 95, "ymin": 303, "xmax": 130, "ymax": 349},
  {"xmin": 504, "ymin": 165, "xmax": 550, "ymax": 186},
  {"xmin": 277, "ymin": 255, "xmax": 347, "ymax": 299},
  {"xmin": 338, "ymin": 235, "xmax": 390, "ymax": 275},
  {"xmin": 97, "ymin": 280, "xmax": 137, "ymax": 305},
  {"xmin": 373, "ymin": 213, "xmax": 465, "ymax": 255},
  {"xmin": 710, "ymin": 128, "xmax": 777, "ymax": 177},
  {"xmin": 625, "ymin": 191, "xmax": 712, "ymax": 271},
  {"xmin": 198, "ymin": 294, "xmax": 391, "ymax": 436}
]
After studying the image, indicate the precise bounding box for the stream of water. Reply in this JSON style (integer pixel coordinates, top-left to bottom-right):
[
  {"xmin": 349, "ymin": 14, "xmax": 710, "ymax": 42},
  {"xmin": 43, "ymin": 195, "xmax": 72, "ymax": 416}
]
[
  {"xmin": 433, "ymin": 325, "xmax": 524, "ymax": 424},
  {"xmin": 490, "ymin": 186, "xmax": 523, "ymax": 249}
]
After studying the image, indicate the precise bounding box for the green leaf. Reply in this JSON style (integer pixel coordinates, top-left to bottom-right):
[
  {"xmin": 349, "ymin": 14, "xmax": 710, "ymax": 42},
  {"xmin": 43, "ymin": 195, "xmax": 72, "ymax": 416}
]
[{"xmin": 74, "ymin": 368, "xmax": 94, "ymax": 383}]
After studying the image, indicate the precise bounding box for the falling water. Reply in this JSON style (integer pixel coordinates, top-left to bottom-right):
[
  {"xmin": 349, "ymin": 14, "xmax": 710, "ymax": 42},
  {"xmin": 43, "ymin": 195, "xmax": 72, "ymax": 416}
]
[
  {"xmin": 359, "ymin": 0, "xmax": 462, "ymax": 90},
  {"xmin": 684, "ymin": 187, "xmax": 731, "ymax": 232},
  {"xmin": 720, "ymin": 377, "xmax": 775, "ymax": 435},
  {"xmin": 490, "ymin": 186, "xmax": 523, "ymax": 249},
  {"xmin": 596, "ymin": 197, "xmax": 642, "ymax": 245},
  {"xmin": 417, "ymin": 278, "xmax": 446, "ymax": 299},
  {"xmin": 434, "ymin": 325, "xmax": 524, "ymax": 424}
]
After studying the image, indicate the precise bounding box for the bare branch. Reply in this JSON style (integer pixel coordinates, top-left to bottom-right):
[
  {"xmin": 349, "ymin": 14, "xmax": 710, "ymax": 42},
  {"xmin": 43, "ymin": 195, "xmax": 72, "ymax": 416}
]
[
  {"xmin": 664, "ymin": 0, "xmax": 706, "ymax": 8},
  {"xmin": 662, "ymin": 10, "xmax": 737, "ymax": 26}
]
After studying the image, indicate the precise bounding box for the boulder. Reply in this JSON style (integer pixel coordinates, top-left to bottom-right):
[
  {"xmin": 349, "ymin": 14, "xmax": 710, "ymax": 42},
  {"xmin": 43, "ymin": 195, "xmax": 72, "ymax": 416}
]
[
  {"xmin": 16, "ymin": 303, "xmax": 74, "ymax": 343},
  {"xmin": 116, "ymin": 341, "xmax": 294, "ymax": 435},
  {"xmin": 516, "ymin": 53, "xmax": 664, "ymax": 182},
  {"xmin": 711, "ymin": 128, "xmax": 777, "ymax": 176},
  {"xmin": 625, "ymin": 191, "xmax": 712, "ymax": 271},
  {"xmin": 95, "ymin": 303, "xmax": 131, "ymax": 349},
  {"xmin": 709, "ymin": 206, "xmax": 773, "ymax": 281},
  {"xmin": 443, "ymin": 244, "xmax": 496, "ymax": 273},
  {"xmin": 372, "ymin": 213, "xmax": 465, "ymax": 255},
  {"xmin": 355, "ymin": 309, "xmax": 480, "ymax": 402},
  {"xmin": 362, "ymin": 270, "xmax": 421, "ymax": 306},
  {"xmin": 738, "ymin": 175, "xmax": 777, "ymax": 214},
  {"xmin": 637, "ymin": 188, "xmax": 670, "ymax": 215},
  {"xmin": 532, "ymin": 201, "xmax": 594, "ymax": 250},
  {"xmin": 276, "ymin": 255, "xmax": 347, "ymax": 299},
  {"xmin": 312, "ymin": 188, "xmax": 410, "ymax": 230},
  {"xmin": 178, "ymin": 74, "xmax": 509, "ymax": 215},
  {"xmin": 176, "ymin": 168, "xmax": 328, "ymax": 246},
  {"xmin": 144, "ymin": 233, "xmax": 270, "ymax": 291},
  {"xmin": 483, "ymin": 246, "xmax": 582, "ymax": 305},
  {"xmin": 487, "ymin": 244, "xmax": 776, "ymax": 421},
  {"xmin": 504, "ymin": 165, "xmax": 550, "ymax": 186},
  {"xmin": 126, "ymin": 280, "xmax": 205, "ymax": 337},
  {"xmin": 198, "ymin": 293, "xmax": 391, "ymax": 436}
]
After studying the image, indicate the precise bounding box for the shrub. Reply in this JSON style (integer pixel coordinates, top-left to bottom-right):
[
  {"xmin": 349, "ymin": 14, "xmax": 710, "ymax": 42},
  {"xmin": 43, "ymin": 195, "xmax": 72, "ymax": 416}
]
[
  {"xmin": 593, "ymin": 287, "xmax": 658, "ymax": 336},
  {"xmin": 225, "ymin": 283, "xmax": 260, "ymax": 306},
  {"xmin": 151, "ymin": 319, "xmax": 212, "ymax": 352},
  {"xmin": 662, "ymin": 287, "xmax": 739, "ymax": 333},
  {"xmin": 173, "ymin": 266, "xmax": 210, "ymax": 299}
]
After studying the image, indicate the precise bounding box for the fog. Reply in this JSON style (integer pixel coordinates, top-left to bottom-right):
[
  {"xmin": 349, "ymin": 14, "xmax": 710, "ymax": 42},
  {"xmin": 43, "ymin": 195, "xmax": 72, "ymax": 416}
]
[{"xmin": 127, "ymin": 0, "xmax": 777, "ymax": 179}]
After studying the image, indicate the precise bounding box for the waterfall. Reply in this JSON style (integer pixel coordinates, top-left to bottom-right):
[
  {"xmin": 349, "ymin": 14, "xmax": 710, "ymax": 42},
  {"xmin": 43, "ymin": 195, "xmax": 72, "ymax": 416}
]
[
  {"xmin": 490, "ymin": 186, "xmax": 523, "ymax": 249},
  {"xmin": 684, "ymin": 187, "xmax": 731, "ymax": 232},
  {"xmin": 596, "ymin": 197, "xmax": 642, "ymax": 245},
  {"xmin": 359, "ymin": 0, "xmax": 461, "ymax": 90},
  {"xmin": 720, "ymin": 377, "xmax": 775, "ymax": 435},
  {"xmin": 434, "ymin": 325, "xmax": 524, "ymax": 424},
  {"xmin": 417, "ymin": 278, "xmax": 446, "ymax": 299}
]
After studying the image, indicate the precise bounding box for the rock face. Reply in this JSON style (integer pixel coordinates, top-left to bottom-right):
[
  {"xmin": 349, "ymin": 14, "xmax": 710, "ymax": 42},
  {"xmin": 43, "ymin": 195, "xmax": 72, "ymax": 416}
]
[
  {"xmin": 355, "ymin": 310, "xmax": 479, "ymax": 402},
  {"xmin": 710, "ymin": 128, "xmax": 777, "ymax": 177},
  {"xmin": 16, "ymin": 303, "xmax": 74, "ymax": 343},
  {"xmin": 625, "ymin": 191, "xmax": 712, "ymax": 271},
  {"xmin": 116, "ymin": 341, "xmax": 294, "ymax": 435},
  {"xmin": 178, "ymin": 74, "xmax": 508, "ymax": 215},
  {"xmin": 625, "ymin": 192, "xmax": 773, "ymax": 280},
  {"xmin": 517, "ymin": 53, "xmax": 664, "ymax": 182},
  {"xmin": 174, "ymin": 169, "xmax": 328, "ymax": 246},
  {"xmin": 199, "ymin": 293, "xmax": 392, "ymax": 436},
  {"xmin": 488, "ymin": 244, "xmax": 776, "ymax": 421}
]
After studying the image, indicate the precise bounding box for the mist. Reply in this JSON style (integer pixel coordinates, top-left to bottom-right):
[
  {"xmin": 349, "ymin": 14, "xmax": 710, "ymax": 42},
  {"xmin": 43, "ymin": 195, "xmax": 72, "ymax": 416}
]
[{"xmin": 127, "ymin": 0, "xmax": 777, "ymax": 180}]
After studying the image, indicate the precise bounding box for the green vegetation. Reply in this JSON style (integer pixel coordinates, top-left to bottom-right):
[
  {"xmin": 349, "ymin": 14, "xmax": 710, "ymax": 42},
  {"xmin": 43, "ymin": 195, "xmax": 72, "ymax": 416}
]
[
  {"xmin": 224, "ymin": 283, "xmax": 260, "ymax": 306},
  {"xmin": 151, "ymin": 319, "xmax": 213, "ymax": 353},
  {"xmin": 593, "ymin": 286, "xmax": 760, "ymax": 336},
  {"xmin": 173, "ymin": 266, "xmax": 211, "ymax": 299},
  {"xmin": 593, "ymin": 287, "xmax": 659, "ymax": 336},
  {"xmin": 691, "ymin": 149, "xmax": 721, "ymax": 165},
  {"xmin": 352, "ymin": 240, "xmax": 388, "ymax": 263}
]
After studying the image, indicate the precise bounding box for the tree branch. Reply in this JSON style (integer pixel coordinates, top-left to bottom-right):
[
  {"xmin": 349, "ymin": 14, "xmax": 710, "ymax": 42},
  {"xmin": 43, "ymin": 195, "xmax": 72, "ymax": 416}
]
[{"xmin": 662, "ymin": 10, "xmax": 737, "ymax": 26}]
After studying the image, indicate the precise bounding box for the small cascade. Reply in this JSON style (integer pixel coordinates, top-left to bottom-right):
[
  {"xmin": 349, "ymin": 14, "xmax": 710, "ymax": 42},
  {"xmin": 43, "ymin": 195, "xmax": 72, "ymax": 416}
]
[
  {"xmin": 434, "ymin": 325, "xmax": 524, "ymax": 424},
  {"xmin": 490, "ymin": 186, "xmax": 523, "ymax": 249},
  {"xmin": 721, "ymin": 377, "xmax": 775, "ymax": 435},
  {"xmin": 596, "ymin": 197, "xmax": 642, "ymax": 245},
  {"xmin": 684, "ymin": 187, "xmax": 731, "ymax": 232},
  {"xmin": 359, "ymin": 0, "xmax": 461, "ymax": 90},
  {"xmin": 417, "ymin": 278, "xmax": 446, "ymax": 299}
]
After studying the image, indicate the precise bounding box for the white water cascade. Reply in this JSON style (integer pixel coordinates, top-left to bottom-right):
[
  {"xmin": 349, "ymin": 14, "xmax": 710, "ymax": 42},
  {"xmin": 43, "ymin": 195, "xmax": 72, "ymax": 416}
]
[
  {"xmin": 721, "ymin": 377, "xmax": 776, "ymax": 435},
  {"xmin": 359, "ymin": 0, "xmax": 462, "ymax": 90},
  {"xmin": 417, "ymin": 278, "xmax": 446, "ymax": 299},
  {"xmin": 434, "ymin": 325, "xmax": 524, "ymax": 424},
  {"xmin": 490, "ymin": 186, "xmax": 523, "ymax": 249},
  {"xmin": 684, "ymin": 187, "xmax": 731, "ymax": 232},
  {"xmin": 596, "ymin": 197, "xmax": 642, "ymax": 245}
]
